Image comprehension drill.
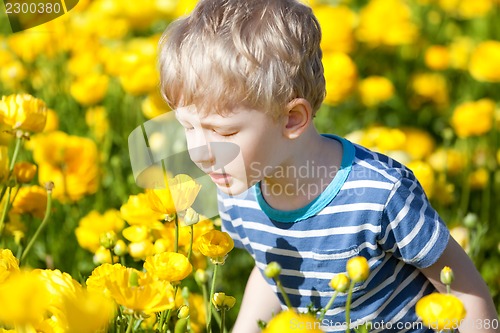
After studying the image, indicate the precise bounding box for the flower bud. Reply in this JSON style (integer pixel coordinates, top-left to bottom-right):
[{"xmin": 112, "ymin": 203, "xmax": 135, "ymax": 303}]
[
  {"xmin": 99, "ymin": 231, "xmax": 117, "ymax": 249},
  {"xmin": 346, "ymin": 256, "xmax": 369, "ymax": 283},
  {"xmin": 329, "ymin": 273, "xmax": 350, "ymax": 292},
  {"xmin": 440, "ymin": 266, "xmax": 454, "ymax": 286},
  {"xmin": 183, "ymin": 207, "xmax": 199, "ymax": 226},
  {"xmin": 194, "ymin": 269, "xmax": 209, "ymax": 284},
  {"xmin": 212, "ymin": 292, "xmax": 236, "ymax": 311},
  {"xmin": 13, "ymin": 162, "xmax": 37, "ymax": 183},
  {"xmin": 463, "ymin": 213, "xmax": 478, "ymax": 228},
  {"xmin": 178, "ymin": 305, "xmax": 190, "ymax": 319},
  {"xmin": 113, "ymin": 239, "xmax": 128, "ymax": 256},
  {"xmin": 264, "ymin": 262, "xmax": 282, "ymax": 279}
]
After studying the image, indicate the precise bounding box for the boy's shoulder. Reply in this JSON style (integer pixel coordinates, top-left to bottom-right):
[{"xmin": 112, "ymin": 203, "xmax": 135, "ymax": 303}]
[{"xmin": 349, "ymin": 140, "xmax": 415, "ymax": 186}]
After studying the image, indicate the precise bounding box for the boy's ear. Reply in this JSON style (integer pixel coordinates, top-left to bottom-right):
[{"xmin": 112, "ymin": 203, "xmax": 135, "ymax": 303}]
[{"xmin": 282, "ymin": 98, "xmax": 313, "ymax": 139}]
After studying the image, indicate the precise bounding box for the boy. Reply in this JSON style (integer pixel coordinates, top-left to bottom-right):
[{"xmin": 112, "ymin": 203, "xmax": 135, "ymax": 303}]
[{"xmin": 158, "ymin": 0, "xmax": 498, "ymax": 332}]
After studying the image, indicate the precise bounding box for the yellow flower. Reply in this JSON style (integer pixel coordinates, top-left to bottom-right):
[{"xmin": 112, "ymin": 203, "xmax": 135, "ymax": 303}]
[
  {"xmin": 437, "ymin": 0, "xmax": 495, "ymax": 19},
  {"xmin": 142, "ymin": 89, "xmax": 171, "ymax": 119},
  {"xmin": 358, "ymin": 76, "xmax": 394, "ymax": 107},
  {"xmin": 323, "ymin": 52, "xmax": 357, "ymax": 105},
  {"xmin": 356, "ymin": 0, "xmax": 418, "ymax": 46},
  {"xmin": 451, "ymin": 99, "xmax": 495, "ymax": 138},
  {"xmin": 187, "ymin": 293, "xmax": 207, "ymax": 333},
  {"xmin": 197, "ymin": 230, "xmax": 234, "ymax": 264},
  {"xmin": 346, "ymin": 256, "xmax": 369, "ymax": 283},
  {"xmin": 450, "ymin": 226, "xmax": 469, "ymax": 253},
  {"xmin": 75, "ymin": 210, "xmax": 125, "ymax": 253},
  {"xmin": 0, "ymin": 60, "xmax": 27, "ymax": 90},
  {"xmin": 117, "ymin": 37, "xmax": 160, "ymax": 95},
  {"xmin": 61, "ymin": 288, "xmax": 115, "ymax": 333},
  {"xmin": 122, "ymin": 225, "xmax": 151, "ymax": 243},
  {"xmin": 104, "ymin": 265, "xmax": 176, "ymax": 314},
  {"xmin": 13, "ymin": 161, "xmax": 37, "ymax": 183},
  {"xmin": 93, "ymin": 246, "xmax": 119, "ymax": 265},
  {"xmin": 43, "ymin": 109, "xmax": 59, "ymax": 132},
  {"xmin": 469, "ymin": 168, "xmax": 489, "ymax": 190},
  {"xmin": 128, "ymin": 240, "xmax": 155, "ymax": 260},
  {"xmin": 329, "ymin": 273, "xmax": 350, "ymax": 292},
  {"xmin": 27, "ymin": 131, "xmax": 100, "ymax": 201},
  {"xmin": 263, "ymin": 310, "xmax": 324, "ymax": 333},
  {"xmin": 428, "ymin": 148, "xmax": 465, "ymax": 176},
  {"xmin": 144, "ymin": 252, "xmax": 192, "ymax": 282},
  {"xmin": 416, "ymin": 293, "xmax": 466, "ymax": 331},
  {"xmin": 86, "ymin": 263, "xmax": 124, "ymax": 297},
  {"xmin": 407, "ymin": 160, "xmax": 435, "ymax": 199},
  {"xmin": 212, "ymin": 292, "xmax": 236, "ymax": 311},
  {"xmin": 70, "ymin": 73, "xmax": 109, "ymax": 106},
  {"xmin": 448, "ymin": 37, "xmax": 473, "ymax": 70},
  {"xmin": 0, "ymin": 146, "xmax": 9, "ymax": 182},
  {"xmin": 32, "ymin": 269, "xmax": 83, "ymax": 325},
  {"xmin": 402, "ymin": 128, "xmax": 435, "ymax": 160},
  {"xmin": 424, "ymin": 45, "xmax": 450, "ymax": 71},
  {"xmin": 360, "ymin": 126, "xmax": 406, "ymax": 153},
  {"xmin": 411, "ymin": 73, "xmax": 449, "ymax": 109},
  {"xmin": 85, "ymin": 106, "xmax": 109, "ymax": 141},
  {"xmin": 147, "ymin": 174, "xmax": 202, "ymax": 216},
  {"xmin": 120, "ymin": 193, "xmax": 165, "ymax": 229},
  {"xmin": 0, "ymin": 249, "xmax": 20, "ymax": 283},
  {"xmin": 469, "ymin": 41, "xmax": 500, "ymax": 82},
  {"xmin": 0, "ymin": 271, "xmax": 51, "ymax": 327},
  {"xmin": 0, "ymin": 94, "xmax": 47, "ymax": 133},
  {"xmin": 11, "ymin": 185, "xmax": 47, "ymax": 219},
  {"xmin": 314, "ymin": 5, "xmax": 356, "ymax": 54},
  {"xmin": 6, "ymin": 28, "xmax": 55, "ymax": 63}
]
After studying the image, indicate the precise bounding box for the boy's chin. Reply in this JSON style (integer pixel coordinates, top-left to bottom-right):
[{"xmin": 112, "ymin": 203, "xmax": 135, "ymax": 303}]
[{"xmin": 215, "ymin": 179, "xmax": 250, "ymax": 196}]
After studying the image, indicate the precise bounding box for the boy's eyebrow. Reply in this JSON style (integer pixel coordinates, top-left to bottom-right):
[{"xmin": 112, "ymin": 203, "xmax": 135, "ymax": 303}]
[{"xmin": 175, "ymin": 110, "xmax": 234, "ymax": 128}]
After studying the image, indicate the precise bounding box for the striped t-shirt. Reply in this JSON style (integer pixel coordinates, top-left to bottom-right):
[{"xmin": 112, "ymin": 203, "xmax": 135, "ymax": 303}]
[{"xmin": 219, "ymin": 134, "xmax": 449, "ymax": 332}]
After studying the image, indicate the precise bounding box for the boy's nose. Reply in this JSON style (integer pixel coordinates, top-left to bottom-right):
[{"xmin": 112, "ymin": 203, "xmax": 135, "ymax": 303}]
[{"xmin": 188, "ymin": 144, "xmax": 215, "ymax": 167}]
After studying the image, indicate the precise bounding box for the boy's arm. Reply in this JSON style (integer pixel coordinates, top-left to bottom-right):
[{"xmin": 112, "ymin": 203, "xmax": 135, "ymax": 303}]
[
  {"xmin": 231, "ymin": 266, "xmax": 283, "ymax": 333},
  {"xmin": 420, "ymin": 236, "xmax": 499, "ymax": 333}
]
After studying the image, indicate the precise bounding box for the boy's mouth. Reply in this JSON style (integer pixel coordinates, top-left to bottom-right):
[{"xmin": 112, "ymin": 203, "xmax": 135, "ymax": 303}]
[{"xmin": 208, "ymin": 172, "xmax": 232, "ymax": 186}]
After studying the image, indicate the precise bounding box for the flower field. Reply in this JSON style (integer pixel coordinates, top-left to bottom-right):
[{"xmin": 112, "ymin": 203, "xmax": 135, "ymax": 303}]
[{"xmin": 0, "ymin": 0, "xmax": 499, "ymax": 332}]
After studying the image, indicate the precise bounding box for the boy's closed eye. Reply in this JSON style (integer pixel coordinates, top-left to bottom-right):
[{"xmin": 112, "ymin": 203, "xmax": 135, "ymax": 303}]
[{"xmin": 212, "ymin": 129, "xmax": 238, "ymax": 137}]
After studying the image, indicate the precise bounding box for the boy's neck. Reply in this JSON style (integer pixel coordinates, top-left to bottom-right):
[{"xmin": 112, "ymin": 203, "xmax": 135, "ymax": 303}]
[{"xmin": 260, "ymin": 128, "xmax": 343, "ymax": 211}]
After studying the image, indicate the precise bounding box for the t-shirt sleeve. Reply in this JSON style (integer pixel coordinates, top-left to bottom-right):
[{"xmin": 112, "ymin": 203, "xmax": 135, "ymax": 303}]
[
  {"xmin": 377, "ymin": 170, "xmax": 450, "ymax": 268},
  {"xmin": 218, "ymin": 191, "xmax": 245, "ymax": 249}
]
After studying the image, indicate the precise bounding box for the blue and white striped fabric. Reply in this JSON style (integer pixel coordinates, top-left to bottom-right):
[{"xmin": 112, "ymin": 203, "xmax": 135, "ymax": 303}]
[{"xmin": 219, "ymin": 135, "xmax": 449, "ymax": 332}]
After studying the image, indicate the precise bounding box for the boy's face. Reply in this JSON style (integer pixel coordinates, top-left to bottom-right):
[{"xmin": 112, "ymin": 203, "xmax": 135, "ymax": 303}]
[{"xmin": 175, "ymin": 105, "xmax": 287, "ymax": 195}]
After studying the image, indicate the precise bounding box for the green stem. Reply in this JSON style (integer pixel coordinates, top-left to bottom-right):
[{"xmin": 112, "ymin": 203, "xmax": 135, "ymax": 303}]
[
  {"xmin": 221, "ymin": 309, "xmax": 226, "ymax": 333},
  {"xmin": 345, "ymin": 280, "xmax": 355, "ymax": 333},
  {"xmin": 275, "ymin": 277, "xmax": 293, "ymax": 310},
  {"xmin": 187, "ymin": 225, "xmax": 194, "ymax": 262},
  {"xmin": 318, "ymin": 290, "xmax": 339, "ymax": 322},
  {"xmin": 125, "ymin": 315, "xmax": 135, "ymax": 333},
  {"xmin": 458, "ymin": 138, "xmax": 472, "ymax": 219},
  {"xmin": 174, "ymin": 216, "xmax": 179, "ymax": 253},
  {"xmin": 0, "ymin": 186, "xmax": 12, "ymax": 237},
  {"xmin": 158, "ymin": 310, "xmax": 168, "ymax": 332},
  {"xmin": 109, "ymin": 249, "xmax": 115, "ymax": 264},
  {"xmin": 163, "ymin": 285, "xmax": 180, "ymax": 332},
  {"xmin": 8, "ymin": 132, "xmax": 23, "ymax": 172},
  {"xmin": 446, "ymin": 284, "xmax": 451, "ymax": 295},
  {"xmin": 20, "ymin": 188, "xmax": 53, "ymax": 264},
  {"xmin": 0, "ymin": 133, "xmax": 23, "ymax": 203},
  {"xmin": 207, "ymin": 264, "xmax": 219, "ymax": 333}
]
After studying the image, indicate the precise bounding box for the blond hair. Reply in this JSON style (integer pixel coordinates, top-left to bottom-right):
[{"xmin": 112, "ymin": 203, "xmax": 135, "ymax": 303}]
[{"xmin": 158, "ymin": 0, "xmax": 325, "ymax": 118}]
